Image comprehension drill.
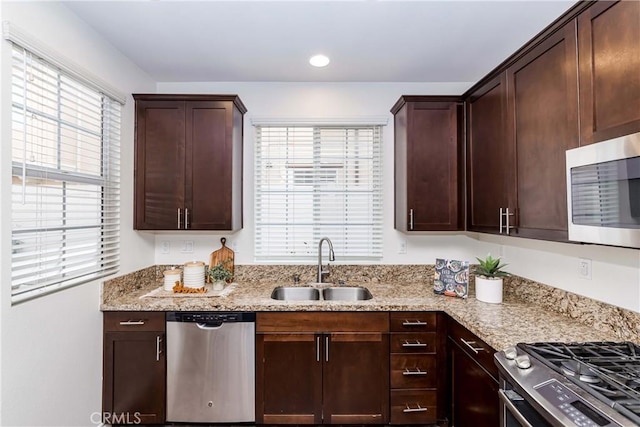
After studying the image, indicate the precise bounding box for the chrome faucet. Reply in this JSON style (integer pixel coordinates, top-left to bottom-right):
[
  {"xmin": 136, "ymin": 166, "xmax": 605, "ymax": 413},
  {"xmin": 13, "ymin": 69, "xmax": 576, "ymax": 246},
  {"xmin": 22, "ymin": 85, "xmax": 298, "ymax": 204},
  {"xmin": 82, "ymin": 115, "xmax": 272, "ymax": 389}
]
[{"xmin": 317, "ymin": 237, "xmax": 335, "ymax": 283}]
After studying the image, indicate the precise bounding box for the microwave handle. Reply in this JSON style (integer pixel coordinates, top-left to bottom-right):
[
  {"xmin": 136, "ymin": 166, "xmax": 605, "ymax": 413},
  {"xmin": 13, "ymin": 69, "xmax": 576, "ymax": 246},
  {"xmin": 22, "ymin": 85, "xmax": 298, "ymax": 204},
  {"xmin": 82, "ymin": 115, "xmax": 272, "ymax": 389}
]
[{"xmin": 498, "ymin": 389, "xmax": 534, "ymax": 427}]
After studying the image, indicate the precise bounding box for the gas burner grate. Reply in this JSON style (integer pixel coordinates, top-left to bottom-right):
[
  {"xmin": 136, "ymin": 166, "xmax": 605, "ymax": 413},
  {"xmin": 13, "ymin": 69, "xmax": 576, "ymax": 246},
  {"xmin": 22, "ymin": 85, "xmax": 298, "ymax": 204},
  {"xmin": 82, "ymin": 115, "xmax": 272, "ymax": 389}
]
[{"xmin": 519, "ymin": 341, "xmax": 640, "ymax": 425}]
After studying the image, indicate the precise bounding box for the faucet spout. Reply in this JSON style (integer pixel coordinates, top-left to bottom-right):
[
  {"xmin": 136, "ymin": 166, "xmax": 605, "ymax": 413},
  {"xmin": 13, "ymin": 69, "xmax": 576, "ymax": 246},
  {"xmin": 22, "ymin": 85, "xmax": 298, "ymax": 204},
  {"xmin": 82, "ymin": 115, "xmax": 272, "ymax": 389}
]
[{"xmin": 317, "ymin": 237, "xmax": 335, "ymax": 283}]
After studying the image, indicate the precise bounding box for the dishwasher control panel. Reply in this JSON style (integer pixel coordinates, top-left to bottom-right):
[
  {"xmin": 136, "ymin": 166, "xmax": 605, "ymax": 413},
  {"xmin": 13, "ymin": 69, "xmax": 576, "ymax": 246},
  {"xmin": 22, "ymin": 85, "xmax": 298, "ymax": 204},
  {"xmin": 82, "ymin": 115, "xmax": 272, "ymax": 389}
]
[{"xmin": 166, "ymin": 311, "xmax": 255, "ymax": 323}]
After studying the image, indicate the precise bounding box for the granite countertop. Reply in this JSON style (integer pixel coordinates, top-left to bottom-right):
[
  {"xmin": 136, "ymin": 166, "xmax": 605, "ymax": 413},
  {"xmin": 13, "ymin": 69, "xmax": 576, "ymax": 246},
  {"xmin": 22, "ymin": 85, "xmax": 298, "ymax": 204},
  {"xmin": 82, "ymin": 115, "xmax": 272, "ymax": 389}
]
[{"xmin": 102, "ymin": 271, "xmax": 616, "ymax": 352}]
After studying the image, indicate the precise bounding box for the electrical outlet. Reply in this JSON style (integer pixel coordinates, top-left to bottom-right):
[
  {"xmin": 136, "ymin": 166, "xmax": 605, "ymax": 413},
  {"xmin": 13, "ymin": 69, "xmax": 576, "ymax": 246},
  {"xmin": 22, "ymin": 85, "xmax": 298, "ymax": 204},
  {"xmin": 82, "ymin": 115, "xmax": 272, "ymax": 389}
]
[
  {"xmin": 579, "ymin": 258, "xmax": 592, "ymax": 280},
  {"xmin": 398, "ymin": 239, "xmax": 407, "ymax": 254},
  {"xmin": 160, "ymin": 240, "xmax": 170, "ymax": 254},
  {"xmin": 181, "ymin": 240, "xmax": 194, "ymax": 253}
]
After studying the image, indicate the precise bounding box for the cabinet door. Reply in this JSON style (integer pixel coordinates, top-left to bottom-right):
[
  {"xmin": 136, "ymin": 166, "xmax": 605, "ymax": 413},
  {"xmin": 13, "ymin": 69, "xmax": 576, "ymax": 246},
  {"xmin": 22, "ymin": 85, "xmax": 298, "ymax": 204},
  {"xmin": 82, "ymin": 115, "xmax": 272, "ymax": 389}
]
[
  {"xmin": 506, "ymin": 21, "xmax": 579, "ymax": 241},
  {"xmin": 186, "ymin": 101, "xmax": 239, "ymax": 230},
  {"xmin": 256, "ymin": 333, "xmax": 322, "ymax": 424},
  {"xmin": 323, "ymin": 332, "xmax": 389, "ymax": 424},
  {"xmin": 134, "ymin": 100, "xmax": 185, "ymax": 230},
  {"xmin": 578, "ymin": 0, "xmax": 640, "ymax": 145},
  {"xmin": 103, "ymin": 331, "xmax": 165, "ymax": 424},
  {"xmin": 407, "ymin": 102, "xmax": 462, "ymax": 231},
  {"xmin": 467, "ymin": 75, "xmax": 509, "ymax": 234},
  {"xmin": 449, "ymin": 339, "xmax": 499, "ymax": 427}
]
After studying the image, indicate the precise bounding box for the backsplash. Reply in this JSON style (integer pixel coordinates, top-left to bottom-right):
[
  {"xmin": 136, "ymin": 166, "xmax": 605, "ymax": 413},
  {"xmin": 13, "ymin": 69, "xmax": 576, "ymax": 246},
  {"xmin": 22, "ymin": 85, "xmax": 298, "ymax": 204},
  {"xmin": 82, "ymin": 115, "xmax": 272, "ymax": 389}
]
[{"xmin": 103, "ymin": 264, "xmax": 640, "ymax": 342}]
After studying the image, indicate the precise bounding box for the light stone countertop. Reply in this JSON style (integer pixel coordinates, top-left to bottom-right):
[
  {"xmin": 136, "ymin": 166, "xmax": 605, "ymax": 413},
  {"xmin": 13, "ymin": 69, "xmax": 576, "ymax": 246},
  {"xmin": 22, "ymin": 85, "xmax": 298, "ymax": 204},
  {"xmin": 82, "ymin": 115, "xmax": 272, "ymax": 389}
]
[{"xmin": 101, "ymin": 273, "xmax": 616, "ymax": 352}]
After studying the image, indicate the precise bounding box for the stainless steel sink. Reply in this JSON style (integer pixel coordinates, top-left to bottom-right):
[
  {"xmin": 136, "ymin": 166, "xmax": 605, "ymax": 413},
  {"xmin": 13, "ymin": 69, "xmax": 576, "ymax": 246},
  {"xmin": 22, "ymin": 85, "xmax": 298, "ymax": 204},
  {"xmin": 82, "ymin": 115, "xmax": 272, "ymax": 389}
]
[
  {"xmin": 322, "ymin": 286, "xmax": 373, "ymax": 301},
  {"xmin": 271, "ymin": 286, "xmax": 320, "ymax": 301}
]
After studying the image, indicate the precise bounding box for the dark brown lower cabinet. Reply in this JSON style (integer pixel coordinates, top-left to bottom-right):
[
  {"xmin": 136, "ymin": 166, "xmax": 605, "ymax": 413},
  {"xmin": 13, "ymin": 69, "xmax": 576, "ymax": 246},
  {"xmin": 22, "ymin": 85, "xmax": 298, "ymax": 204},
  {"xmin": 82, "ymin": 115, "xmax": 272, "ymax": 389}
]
[
  {"xmin": 448, "ymin": 319, "xmax": 499, "ymax": 427},
  {"xmin": 103, "ymin": 312, "xmax": 165, "ymax": 424},
  {"xmin": 256, "ymin": 312, "xmax": 389, "ymax": 425}
]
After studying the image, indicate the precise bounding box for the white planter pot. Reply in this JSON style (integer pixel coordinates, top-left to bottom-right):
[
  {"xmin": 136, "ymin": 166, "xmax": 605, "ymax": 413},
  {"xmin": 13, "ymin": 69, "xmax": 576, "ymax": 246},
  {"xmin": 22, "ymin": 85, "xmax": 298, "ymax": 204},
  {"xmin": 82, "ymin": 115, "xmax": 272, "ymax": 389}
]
[{"xmin": 475, "ymin": 276, "xmax": 503, "ymax": 304}]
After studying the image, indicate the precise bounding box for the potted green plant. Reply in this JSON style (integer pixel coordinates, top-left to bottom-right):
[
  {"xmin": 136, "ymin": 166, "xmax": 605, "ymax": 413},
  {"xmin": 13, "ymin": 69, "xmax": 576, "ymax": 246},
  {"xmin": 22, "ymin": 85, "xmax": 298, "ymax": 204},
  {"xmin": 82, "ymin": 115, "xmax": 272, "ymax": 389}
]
[
  {"xmin": 207, "ymin": 261, "xmax": 234, "ymax": 290},
  {"xmin": 474, "ymin": 254, "xmax": 509, "ymax": 303}
]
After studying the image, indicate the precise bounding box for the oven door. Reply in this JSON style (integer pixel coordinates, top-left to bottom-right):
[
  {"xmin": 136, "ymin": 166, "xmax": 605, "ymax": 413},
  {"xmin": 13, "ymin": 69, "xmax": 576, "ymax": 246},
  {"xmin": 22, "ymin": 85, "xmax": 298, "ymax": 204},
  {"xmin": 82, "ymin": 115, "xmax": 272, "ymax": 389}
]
[{"xmin": 499, "ymin": 388, "xmax": 553, "ymax": 427}]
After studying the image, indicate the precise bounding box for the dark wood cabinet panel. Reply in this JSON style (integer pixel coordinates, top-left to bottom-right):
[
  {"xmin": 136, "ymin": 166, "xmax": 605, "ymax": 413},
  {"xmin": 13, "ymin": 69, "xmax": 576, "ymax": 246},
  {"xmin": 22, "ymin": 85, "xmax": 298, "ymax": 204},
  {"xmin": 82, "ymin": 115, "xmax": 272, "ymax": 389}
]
[
  {"xmin": 578, "ymin": 0, "xmax": 640, "ymax": 145},
  {"xmin": 467, "ymin": 75, "xmax": 509, "ymax": 234},
  {"xmin": 256, "ymin": 333, "xmax": 322, "ymax": 424},
  {"xmin": 505, "ymin": 21, "xmax": 579, "ymax": 241},
  {"xmin": 390, "ymin": 390, "xmax": 438, "ymax": 425},
  {"xmin": 323, "ymin": 333, "xmax": 389, "ymax": 424},
  {"xmin": 133, "ymin": 94, "xmax": 246, "ymax": 231},
  {"xmin": 392, "ymin": 96, "xmax": 463, "ymax": 232},
  {"xmin": 134, "ymin": 100, "xmax": 186, "ymax": 230},
  {"xmin": 256, "ymin": 313, "xmax": 389, "ymax": 425},
  {"xmin": 103, "ymin": 312, "xmax": 165, "ymax": 425},
  {"xmin": 448, "ymin": 319, "xmax": 498, "ymax": 427}
]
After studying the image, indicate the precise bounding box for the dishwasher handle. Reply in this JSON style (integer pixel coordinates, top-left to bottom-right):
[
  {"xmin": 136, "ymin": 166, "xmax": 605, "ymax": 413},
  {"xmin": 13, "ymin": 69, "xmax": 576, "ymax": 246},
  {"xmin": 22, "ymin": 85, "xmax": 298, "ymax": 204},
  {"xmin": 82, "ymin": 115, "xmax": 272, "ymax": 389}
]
[{"xmin": 196, "ymin": 322, "xmax": 224, "ymax": 330}]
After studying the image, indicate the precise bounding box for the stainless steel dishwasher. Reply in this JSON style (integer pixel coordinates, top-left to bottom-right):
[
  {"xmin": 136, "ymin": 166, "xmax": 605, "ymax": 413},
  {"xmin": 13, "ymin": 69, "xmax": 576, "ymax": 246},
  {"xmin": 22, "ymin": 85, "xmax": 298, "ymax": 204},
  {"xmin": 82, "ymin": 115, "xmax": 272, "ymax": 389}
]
[{"xmin": 166, "ymin": 312, "xmax": 255, "ymax": 423}]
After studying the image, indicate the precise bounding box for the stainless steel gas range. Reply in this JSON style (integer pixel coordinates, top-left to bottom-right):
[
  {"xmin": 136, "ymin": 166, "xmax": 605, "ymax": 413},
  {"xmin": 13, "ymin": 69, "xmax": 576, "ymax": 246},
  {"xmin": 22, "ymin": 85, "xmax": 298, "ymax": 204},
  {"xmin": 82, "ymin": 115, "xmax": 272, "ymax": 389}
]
[{"xmin": 495, "ymin": 342, "xmax": 640, "ymax": 427}]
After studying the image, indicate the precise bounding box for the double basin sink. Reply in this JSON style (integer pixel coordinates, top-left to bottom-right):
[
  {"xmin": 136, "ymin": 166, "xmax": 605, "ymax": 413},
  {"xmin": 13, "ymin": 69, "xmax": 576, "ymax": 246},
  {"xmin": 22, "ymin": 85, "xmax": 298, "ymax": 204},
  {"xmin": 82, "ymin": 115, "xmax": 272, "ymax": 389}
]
[{"xmin": 271, "ymin": 285, "xmax": 372, "ymax": 301}]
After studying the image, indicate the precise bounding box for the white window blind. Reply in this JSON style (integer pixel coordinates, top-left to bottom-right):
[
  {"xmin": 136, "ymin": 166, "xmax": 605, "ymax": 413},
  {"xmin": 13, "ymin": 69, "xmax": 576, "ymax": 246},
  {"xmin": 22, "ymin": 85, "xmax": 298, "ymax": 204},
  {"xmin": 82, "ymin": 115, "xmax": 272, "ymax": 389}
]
[
  {"xmin": 10, "ymin": 44, "xmax": 121, "ymax": 303},
  {"xmin": 255, "ymin": 125, "xmax": 382, "ymax": 260}
]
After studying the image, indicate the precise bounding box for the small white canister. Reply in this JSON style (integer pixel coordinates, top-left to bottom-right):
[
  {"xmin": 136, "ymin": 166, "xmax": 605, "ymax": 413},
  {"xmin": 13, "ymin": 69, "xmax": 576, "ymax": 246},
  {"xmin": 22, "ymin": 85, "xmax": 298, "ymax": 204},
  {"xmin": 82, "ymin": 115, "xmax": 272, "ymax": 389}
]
[
  {"xmin": 183, "ymin": 261, "xmax": 206, "ymax": 288},
  {"xmin": 163, "ymin": 269, "xmax": 182, "ymax": 291}
]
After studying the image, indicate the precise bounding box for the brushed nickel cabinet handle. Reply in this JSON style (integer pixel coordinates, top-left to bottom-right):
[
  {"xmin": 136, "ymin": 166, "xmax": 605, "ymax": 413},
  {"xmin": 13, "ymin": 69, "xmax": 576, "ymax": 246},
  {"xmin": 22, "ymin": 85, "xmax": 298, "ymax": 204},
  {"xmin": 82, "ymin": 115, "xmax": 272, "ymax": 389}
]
[
  {"xmin": 325, "ymin": 336, "xmax": 329, "ymax": 362},
  {"xmin": 402, "ymin": 320, "xmax": 427, "ymax": 327},
  {"xmin": 403, "ymin": 368, "xmax": 427, "ymax": 376},
  {"xmin": 402, "ymin": 340, "xmax": 427, "ymax": 348},
  {"xmin": 403, "ymin": 404, "xmax": 427, "ymax": 413},
  {"xmin": 409, "ymin": 209, "xmax": 414, "ymax": 231},
  {"xmin": 316, "ymin": 336, "xmax": 320, "ymax": 362},
  {"xmin": 499, "ymin": 207, "xmax": 504, "ymax": 234},
  {"xmin": 460, "ymin": 338, "xmax": 484, "ymax": 354},
  {"xmin": 119, "ymin": 320, "xmax": 145, "ymax": 326},
  {"xmin": 177, "ymin": 208, "xmax": 181, "ymax": 229},
  {"xmin": 156, "ymin": 335, "xmax": 162, "ymax": 361},
  {"xmin": 185, "ymin": 208, "xmax": 189, "ymax": 229}
]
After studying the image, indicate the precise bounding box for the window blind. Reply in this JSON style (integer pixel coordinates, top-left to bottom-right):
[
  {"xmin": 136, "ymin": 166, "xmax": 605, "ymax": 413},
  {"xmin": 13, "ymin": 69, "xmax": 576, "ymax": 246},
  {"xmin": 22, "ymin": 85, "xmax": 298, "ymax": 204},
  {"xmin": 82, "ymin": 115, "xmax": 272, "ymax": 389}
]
[
  {"xmin": 255, "ymin": 125, "xmax": 382, "ymax": 260},
  {"xmin": 10, "ymin": 44, "xmax": 121, "ymax": 303}
]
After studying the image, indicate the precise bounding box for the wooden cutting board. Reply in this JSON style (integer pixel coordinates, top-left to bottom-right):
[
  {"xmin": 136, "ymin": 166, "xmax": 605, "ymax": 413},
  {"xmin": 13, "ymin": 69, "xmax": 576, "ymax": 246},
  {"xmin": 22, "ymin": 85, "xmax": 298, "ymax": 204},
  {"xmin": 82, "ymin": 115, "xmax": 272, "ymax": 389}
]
[{"xmin": 208, "ymin": 237, "xmax": 234, "ymax": 282}]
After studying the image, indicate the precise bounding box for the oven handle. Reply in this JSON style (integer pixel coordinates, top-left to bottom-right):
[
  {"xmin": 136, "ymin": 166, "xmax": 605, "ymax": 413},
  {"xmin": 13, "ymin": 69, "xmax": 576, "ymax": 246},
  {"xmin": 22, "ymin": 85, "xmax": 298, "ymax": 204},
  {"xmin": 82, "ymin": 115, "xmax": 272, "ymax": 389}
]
[{"xmin": 498, "ymin": 389, "xmax": 534, "ymax": 427}]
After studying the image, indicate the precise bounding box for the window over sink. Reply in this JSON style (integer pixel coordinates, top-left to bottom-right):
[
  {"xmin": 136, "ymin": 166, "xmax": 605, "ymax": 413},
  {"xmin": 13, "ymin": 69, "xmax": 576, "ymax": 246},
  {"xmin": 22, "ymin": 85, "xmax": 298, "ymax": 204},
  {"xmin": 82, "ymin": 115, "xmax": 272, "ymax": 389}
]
[{"xmin": 254, "ymin": 123, "xmax": 383, "ymax": 261}]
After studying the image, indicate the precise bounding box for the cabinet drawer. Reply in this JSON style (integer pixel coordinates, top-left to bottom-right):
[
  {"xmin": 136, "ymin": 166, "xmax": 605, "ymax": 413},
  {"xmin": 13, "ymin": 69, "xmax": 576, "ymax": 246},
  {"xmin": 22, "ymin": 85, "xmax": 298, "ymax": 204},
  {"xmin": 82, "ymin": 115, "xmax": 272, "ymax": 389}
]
[
  {"xmin": 390, "ymin": 332, "xmax": 436, "ymax": 354},
  {"xmin": 390, "ymin": 312, "xmax": 436, "ymax": 332},
  {"xmin": 448, "ymin": 318, "xmax": 498, "ymax": 379},
  {"xmin": 390, "ymin": 354, "xmax": 437, "ymax": 389},
  {"xmin": 104, "ymin": 311, "xmax": 165, "ymax": 332},
  {"xmin": 257, "ymin": 312, "xmax": 389, "ymax": 333},
  {"xmin": 390, "ymin": 389, "xmax": 437, "ymax": 425}
]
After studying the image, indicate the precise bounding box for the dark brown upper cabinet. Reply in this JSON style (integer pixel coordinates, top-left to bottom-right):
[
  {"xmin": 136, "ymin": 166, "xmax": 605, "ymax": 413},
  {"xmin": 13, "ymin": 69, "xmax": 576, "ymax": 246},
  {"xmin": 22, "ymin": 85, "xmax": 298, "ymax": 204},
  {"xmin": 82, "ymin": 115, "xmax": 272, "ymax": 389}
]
[
  {"xmin": 466, "ymin": 75, "xmax": 509, "ymax": 235},
  {"xmin": 504, "ymin": 20, "xmax": 579, "ymax": 241},
  {"xmin": 133, "ymin": 94, "xmax": 246, "ymax": 231},
  {"xmin": 578, "ymin": 0, "xmax": 640, "ymax": 145},
  {"xmin": 392, "ymin": 96, "xmax": 463, "ymax": 232}
]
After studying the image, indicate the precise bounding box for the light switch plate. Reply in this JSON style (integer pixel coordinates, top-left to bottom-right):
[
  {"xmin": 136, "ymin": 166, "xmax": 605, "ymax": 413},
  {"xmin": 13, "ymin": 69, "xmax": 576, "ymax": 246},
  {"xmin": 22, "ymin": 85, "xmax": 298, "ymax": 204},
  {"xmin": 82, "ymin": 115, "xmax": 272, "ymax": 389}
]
[
  {"xmin": 181, "ymin": 240, "xmax": 194, "ymax": 253},
  {"xmin": 579, "ymin": 258, "xmax": 592, "ymax": 280}
]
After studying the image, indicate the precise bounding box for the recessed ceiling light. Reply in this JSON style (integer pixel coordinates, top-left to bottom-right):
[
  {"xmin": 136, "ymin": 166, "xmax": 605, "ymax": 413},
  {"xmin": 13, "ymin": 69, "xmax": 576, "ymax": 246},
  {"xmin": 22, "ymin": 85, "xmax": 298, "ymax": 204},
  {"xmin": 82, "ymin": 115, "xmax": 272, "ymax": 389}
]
[{"xmin": 309, "ymin": 54, "xmax": 330, "ymax": 68}]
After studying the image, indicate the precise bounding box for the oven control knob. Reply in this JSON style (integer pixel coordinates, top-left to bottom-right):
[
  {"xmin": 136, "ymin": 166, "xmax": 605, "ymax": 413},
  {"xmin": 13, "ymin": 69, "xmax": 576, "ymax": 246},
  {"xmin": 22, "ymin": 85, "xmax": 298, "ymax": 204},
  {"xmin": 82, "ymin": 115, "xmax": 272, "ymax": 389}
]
[
  {"xmin": 504, "ymin": 347, "xmax": 518, "ymax": 360},
  {"xmin": 515, "ymin": 354, "xmax": 531, "ymax": 369}
]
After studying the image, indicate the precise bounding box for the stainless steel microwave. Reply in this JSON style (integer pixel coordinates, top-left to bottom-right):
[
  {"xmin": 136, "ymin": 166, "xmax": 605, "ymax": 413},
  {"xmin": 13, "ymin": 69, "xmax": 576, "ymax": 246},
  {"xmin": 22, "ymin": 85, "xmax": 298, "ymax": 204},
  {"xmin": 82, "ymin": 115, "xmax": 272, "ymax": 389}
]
[{"xmin": 566, "ymin": 132, "xmax": 640, "ymax": 248}]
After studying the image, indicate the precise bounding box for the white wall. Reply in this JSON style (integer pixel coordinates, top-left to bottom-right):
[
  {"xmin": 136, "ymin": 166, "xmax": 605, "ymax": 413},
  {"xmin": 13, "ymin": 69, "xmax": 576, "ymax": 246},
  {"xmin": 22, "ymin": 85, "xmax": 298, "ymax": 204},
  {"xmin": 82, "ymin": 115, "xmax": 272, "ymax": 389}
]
[
  {"xmin": 154, "ymin": 81, "xmax": 640, "ymax": 313},
  {"xmin": 0, "ymin": 3, "xmax": 155, "ymax": 426}
]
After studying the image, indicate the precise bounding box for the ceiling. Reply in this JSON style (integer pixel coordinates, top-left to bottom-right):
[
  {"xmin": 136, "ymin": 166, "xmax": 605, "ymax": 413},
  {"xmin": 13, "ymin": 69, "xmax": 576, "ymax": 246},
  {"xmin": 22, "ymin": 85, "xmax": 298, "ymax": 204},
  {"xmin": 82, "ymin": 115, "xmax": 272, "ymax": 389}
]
[{"xmin": 63, "ymin": 0, "xmax": 576, "ymax": 83}]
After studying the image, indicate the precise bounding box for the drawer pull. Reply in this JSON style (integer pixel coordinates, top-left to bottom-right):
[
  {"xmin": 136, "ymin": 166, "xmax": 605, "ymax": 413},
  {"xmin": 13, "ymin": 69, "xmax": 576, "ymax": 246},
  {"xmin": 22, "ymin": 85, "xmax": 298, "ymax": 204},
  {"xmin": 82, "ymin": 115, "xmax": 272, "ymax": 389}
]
[
  {"xmin": 403, "ymin": 404, "xmax": 428, "ymax": 413},
  {"xmin": 156, "ymin": 335, "xmax": 162, "ymax": 361},
  {"xmin": 119, "ymin": 320, "xmax": 145, "ymax": 326},
  {"xmin": 402, "ymin": 340, "xmax": 427, "ymax": 348},
  {"xmin": 460, "ymin": 338, "xmax": 484, "ymax": 354},
  {"xmin": 403, "ymin": 368, "xmax": 427, "ymax": 376},
  {"xmin": 402, "ymin": 320, "xmax": 427, "ymax": 326}
]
